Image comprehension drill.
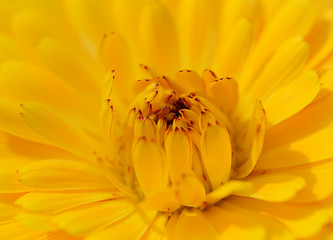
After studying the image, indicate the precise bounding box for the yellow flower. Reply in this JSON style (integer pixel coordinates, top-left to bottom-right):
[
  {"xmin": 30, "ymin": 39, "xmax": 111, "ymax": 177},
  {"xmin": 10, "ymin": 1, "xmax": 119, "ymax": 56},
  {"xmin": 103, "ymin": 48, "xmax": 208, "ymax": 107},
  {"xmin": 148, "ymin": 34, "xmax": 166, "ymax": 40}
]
[{"xmin": 1, "ymin": 0, "xmax": 333, "ymax": 239}]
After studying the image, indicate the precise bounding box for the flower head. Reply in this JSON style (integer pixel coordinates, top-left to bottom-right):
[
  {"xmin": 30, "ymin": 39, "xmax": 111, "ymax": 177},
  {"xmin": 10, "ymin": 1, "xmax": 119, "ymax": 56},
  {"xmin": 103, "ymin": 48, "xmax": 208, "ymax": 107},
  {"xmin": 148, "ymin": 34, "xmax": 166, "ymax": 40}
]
[{"xmin": 1, "ymin": 0, "xmax": 333, "ymax": 239}]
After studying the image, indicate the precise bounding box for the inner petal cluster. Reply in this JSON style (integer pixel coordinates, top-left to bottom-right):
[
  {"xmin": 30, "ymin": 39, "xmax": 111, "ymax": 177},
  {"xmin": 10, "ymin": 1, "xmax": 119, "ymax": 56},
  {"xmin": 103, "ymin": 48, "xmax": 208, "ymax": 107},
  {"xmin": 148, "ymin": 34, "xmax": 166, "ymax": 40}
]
[{"xmin": 100, "ymin": 69, "xmax": 266, "ymax": 213}]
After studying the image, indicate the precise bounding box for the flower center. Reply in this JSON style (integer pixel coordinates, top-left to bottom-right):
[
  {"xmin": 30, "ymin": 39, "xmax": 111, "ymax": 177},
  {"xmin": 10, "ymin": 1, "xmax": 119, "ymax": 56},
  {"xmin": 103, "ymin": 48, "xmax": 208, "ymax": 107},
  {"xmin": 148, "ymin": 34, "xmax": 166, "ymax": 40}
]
[{"xmin": 100, "ymin": 68, "xmax": 266, "ymax": 213}]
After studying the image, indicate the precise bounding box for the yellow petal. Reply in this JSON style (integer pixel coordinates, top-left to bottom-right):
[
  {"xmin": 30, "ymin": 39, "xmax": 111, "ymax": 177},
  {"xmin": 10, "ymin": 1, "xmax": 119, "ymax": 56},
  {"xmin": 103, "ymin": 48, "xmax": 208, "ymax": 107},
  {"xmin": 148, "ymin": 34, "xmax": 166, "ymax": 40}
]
[
  {"xmin": 304, "ymin": 225, "xmax": 333, "ymax": 240},
  {"xmin": 132, "ymin": 137, "xmax": 167, "ymax": 198},
  {"xmin": 201, "ymin": 123, "xmax": 232, "ymax": 189},
  {"xmin": 202, "ymin": 69, "xmax": 218, "ymax": 86},
  {"xmin": 264, "ymin": 71, "xmax": 320, "ymax": 126},
  {"xmin": 98, "ymin": 33, "xmax": 136, "ymax": 103},
  {"xmin": 199, "ymin": 110, "xmax": 216, "ymax": 131},
  {"xmin": 0, "ymin": 1, "xmax": 17, "ymax": 32},
  {"xmin": 15, "ymin": 213, "xmax": 56, "ymax": 232},
  {"xmin": 242, "ymin": 0, "xmax": 317, "ymax": 88},
  {"xmin": 320, "ymin": 195, "xmax": 333, "ymax": 222},
  {"xmin": 174, "ymin": 173, "xmax": 206, "ymax": 208},
  {"xmin": 317, "ymin": 68, "xmax": 333, "ymax": 100},
  {"xmin": 0, "ymin": 33, "xmax": 21, "ymax": 63},
  {"xmin": 86, "ymin": 208, "xmax": 157, "ymax": 240},
  {"xmin": 39, "ymin": 231, "xmax": 82, "ymax": 240},
  {"xmin": 0, "ymin": 61, "xmax": 98, "ymax": 135},
  {"xmin": 235, "ymin": 100, "xmax": 266, "ymax": 178},
  {"xmin": 0, "ymin": 95, "xmax": 45, "ymax": 143},
  {"xmin": 54, "ymin": 199, "xmax": 136, "ymax": 237},
  {"xmin": 257, "ymin": 127, "xmax": 333, "ymax": 170},
  {"xmin": 220, "ymin": 199, "xmax": 294, "ymax": 240},
  {"xmin": 172, "ymin": 208, "xmax": 217, "ymax": 240},
  {"xmin": 141, "ymin": 213, "xmax": 168, "ymax": 240},
  {"xmin": 0, "ymin": 131, "xmax": 76, "ymax": 161},
  {"xmin": 177, "ymin": 0, "xmax": 219, "ymax": 70},
  {"xmin": 193, "ymin": 96, "xmax": 232, "ymax": 130},
  {"xmin": 15, "ymin": 191, "xmax": 116, "ymax": 214},
  {"xmin": 204, "ymin": 180, "xmax": 252, "ymax": 206},
  {"xmin": 163, "ymin": 212, "xmax": 180, "ymax": 239},
  {"xmin": 18, "ymin": 159, "xmax": 112, "ymax": 191},
  {"xmin": 11, "ymin": 8, "xmax": 72, "ymax": 46},
  {"xmin": 230, "ymin": 197, "xmax": 329, "ymax": 239},
  {"xmin": 218, "ymin": 0, "xmax": 261, "ymax": 36},
  {"xmin": 0, "ymin": 202, "xmax": 18, "ymax": 223},
  {"xmin": 133, "ymin": 117, "xmax": 158, "ymax": 142},
  {"xmin": 264, "ymin": 160, "xmax": 333, "ymax": 203},
  {"xmin": 212, "ymin": 18, "xmax": 253, "ymax": 78},
  {"xmin": 0, "ymin": 158, "xmax": 33, "ymax": 193},
  {"xmin": 192, "ymin": 144, "xmax": 211, "ymax": 191},
  {"xmin": 179, "ymin": 109, "xmax": 200, "ymax": 133},
  {"xmin": 247, "ymin": 36, "xmax": 309, "ymax": 99},
  {"xmin": 173, "ymin": 70, "xmax": 205, "ymax": 93},
  {"xmin": 21, "ymin": 102, "xmax": 98, "ymax": 160},
  {"xmin": 164, "ymin": 128, "xmax": 192, "ymax": 183},
  {"xmin": 204, "ymin": 206, "xmax": 266, "ymax": 240},
  {"xmin": 142, "ymin": 188, "xmax": 180, "ymax": 213},
  {"xmin": 207, "ymin": 77, "xmax": 239, "ymax": 114},
  {"xmin": 264, "ymin": 92, "xmax": 333, "ymax": 151},
  {"xmin": 0, "ymin": 222, "xmax": 44, "ymax": 240},
  {"xmin": 37, "ymin": 37, "xmax": 101, "ymax": 99},
  {"xmin": 239, "ymin": 173, "xmax": 305, "ymax": 202},
  {"xmin": 111, "ymin": 0, "xmax": 146, "ymax": 41},
  {"xmin": 305, "ymin": 8, "xmax": 333, "ymax": 69},
  {"xmin": 64, "ymin": 0, "xmax": 114, "ymax": 48},
  {"xmin": 138, "ymin": 1, "xmax": 179, "ymax": 75}
]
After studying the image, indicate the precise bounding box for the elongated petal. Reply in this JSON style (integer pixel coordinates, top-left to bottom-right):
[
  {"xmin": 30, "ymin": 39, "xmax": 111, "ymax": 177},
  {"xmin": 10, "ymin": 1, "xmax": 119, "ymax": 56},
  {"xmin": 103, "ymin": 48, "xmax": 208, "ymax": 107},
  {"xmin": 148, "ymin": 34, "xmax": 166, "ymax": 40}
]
[
  {"xmin": 257, "ymin": 127, "xmax": 333, "ymax": 170},
  {"xmin": 98, "ymin": 33, "xmax": 135, "ymax": 103},
  {"xmin": 260, "ymin": 160, "xmax": 333, "ymax": 203},
  {"xmin": 15, "ymin": 191, "xmax": 116, "ymax": 214},
  {"xmin": 0, "ymin": 223, "xmax": 44, "ymax": 240},
  {"xmin": 37, "ymin": 37, "xmax": 101, "ymax": 99},
  {"xmin": 141, "ymin": 213, "xmax": 168, "ymax": 240},
  {"xmin": 138, "ymin": 1, "xmax": 179, "ymax": 75},
  {"xmin": 305, "ymin": 8, "xmax": 333, "ymax": 69},
  {"xmin": 236, "ymin": 100, "xmax": 266, "ymax": 178},
  {"xmin": 54, "ymin": 200, "xmax": 136, "ymax": 237},
  {"xmin": 0, "ymin": 202, "xmax": 18, "ymax": 223},
  {"xmin": 201, "ymin": 124, "xmax": 232, "ymax": 189},
  {"xmin": 15, "ymin": 213, "xmax": 56, "ymax": 232},
  {"xmin": 64, "ymin": 0, "xmax": 115, "ymax": 50},
  {"xmin": 248, "ymin": 36, "xmax": 309, "ymax": 98},
  {"xmin": 207, "ymin": 78, "xmax": 239, "ymax": 114},
  {"xmin": 142, "ymin": 188, "xmax": 180, "ymax": 213},
  {"xmin": 204, "ymin": 206, "xmax": 266, "ymax": 240},
  {"xmin": 0, "ymin": 158, "xmax": 33, "ymax": 193},
  {"xmin": 173, "ymin": 70, "xmax": 204, "ymax": 93},
  {"xmin": 164, "ymin": 128, "xmax": 192, "ymax": 183},
  {"xmin": 264, "ymin": 71, "xmax": 320, "ymax": 125},
  {"xmin": 239, "ymin": 173, "xmax": 306, "ymax": 202},
  {"xmin": 220, "ymin": 199, "xmax": 294, "ymax": 240},
  {"xmin": 218, "ymin": 0, "xmax": 261, "ymax": 36},
  {"xmin": 172, "ymin": 208, "xmax": 217, "ymax": 240},
  {"xmin": 21, "ymin": 102, "xmax": 98, "ymax": 160},
  {"xmin": 242, "ymin": 0, "xmax": 317, "ymax": 87},
  {"xmin": 205, "ymin": 180, "xmax": 252, "ymax": 206},
  {"xmin": 86, "ymin": 209, "xmax": 157, "ymax": 240},
  {"xmin": 212, "ymin": 18, "xmax": 253, "ymax": 78},
  {"xmin": 18, "ymin": 159, "xmax": 112, "ymax": 191},
  {"xmin": 0, "ymin": 96, "xmax": 45, "ymax": 143},
  {"xmin": 264, "ymin": 92, "xmax": 333, "ymax": 151},
  {"xmin": 230, "ymin": 197, "xmax": 329, "ymax": 239},
  {"xmin": 174, "ymin": 173, "xmax": 206, "ymax": 207},
  {"xmin": 132, "ymin": 137, "xmax": 167, "ymax": 198},
  {"xmin": 177, "ymin": 0, "xmax": 219, "ymax": 70}
]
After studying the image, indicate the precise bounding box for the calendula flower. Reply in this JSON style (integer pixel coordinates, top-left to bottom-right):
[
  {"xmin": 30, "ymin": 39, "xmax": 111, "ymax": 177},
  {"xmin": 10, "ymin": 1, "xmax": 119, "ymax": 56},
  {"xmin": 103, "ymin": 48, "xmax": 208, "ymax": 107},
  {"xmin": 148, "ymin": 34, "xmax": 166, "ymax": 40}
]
[{"xmin": 1, "ymin": 0, "xmax": 333, "ymax": 239}]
